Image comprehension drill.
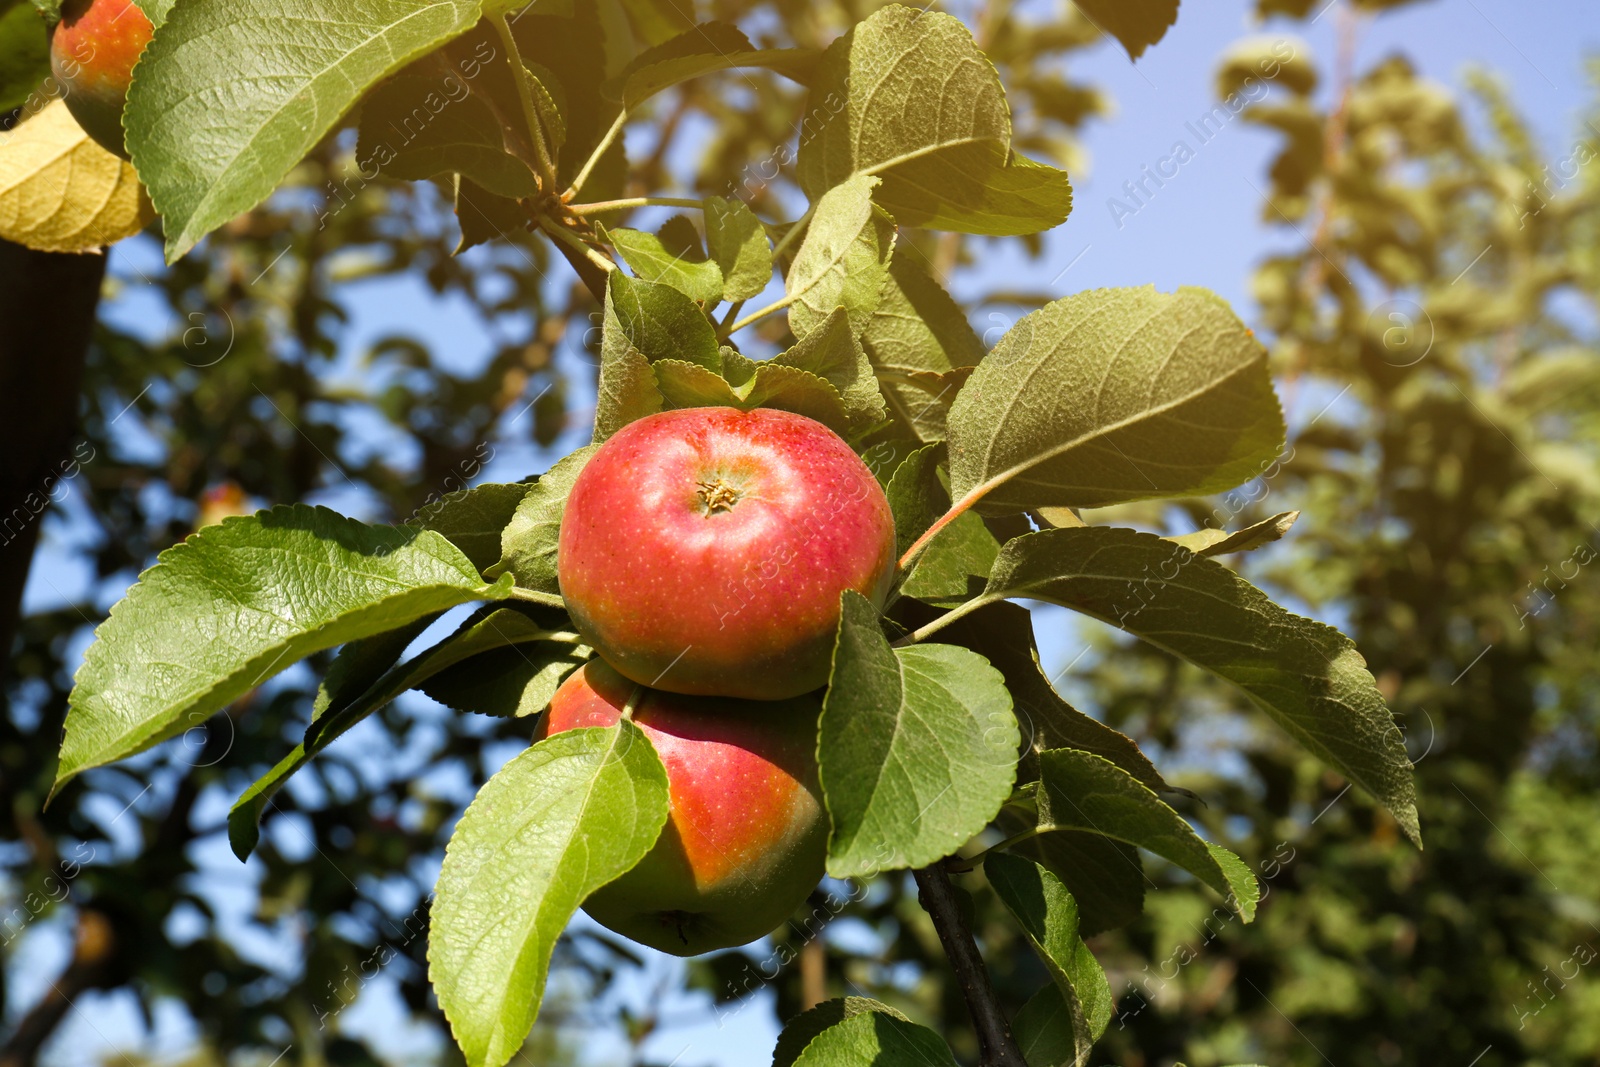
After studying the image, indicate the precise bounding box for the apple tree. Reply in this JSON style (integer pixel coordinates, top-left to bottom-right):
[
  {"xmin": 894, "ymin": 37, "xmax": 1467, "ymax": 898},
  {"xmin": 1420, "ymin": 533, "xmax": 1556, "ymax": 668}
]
[{"xmin": 3, "ymin": 1, "xmax": 1421, "ymax": 1064}]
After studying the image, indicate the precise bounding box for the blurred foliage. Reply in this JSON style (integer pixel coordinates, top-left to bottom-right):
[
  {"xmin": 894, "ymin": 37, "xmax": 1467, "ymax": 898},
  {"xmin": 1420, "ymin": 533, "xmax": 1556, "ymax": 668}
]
[{"xmin": 1059, "ymin": 16, "xmax": 1600, "ymax": 1067}]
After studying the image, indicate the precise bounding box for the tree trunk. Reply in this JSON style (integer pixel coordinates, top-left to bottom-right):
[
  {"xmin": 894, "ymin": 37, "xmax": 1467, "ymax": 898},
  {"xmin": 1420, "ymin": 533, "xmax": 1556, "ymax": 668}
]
[{"xmin": 0, "ymin": 240, "xmax": 105, "ymax": 674}]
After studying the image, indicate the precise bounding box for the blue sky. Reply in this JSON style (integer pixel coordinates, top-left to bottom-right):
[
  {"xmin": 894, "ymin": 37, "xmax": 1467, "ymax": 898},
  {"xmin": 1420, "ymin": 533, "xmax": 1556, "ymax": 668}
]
[{"xmin": 12, "ymin": 0, "xmax": 1600, "ymax": 1064}]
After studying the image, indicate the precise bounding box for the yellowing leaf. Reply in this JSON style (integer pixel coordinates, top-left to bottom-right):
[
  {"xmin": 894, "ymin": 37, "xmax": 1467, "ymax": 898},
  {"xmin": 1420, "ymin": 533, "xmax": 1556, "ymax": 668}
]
[{"xmin": 0, "ymin": 99, "xmax": 153, "ymax": 253}]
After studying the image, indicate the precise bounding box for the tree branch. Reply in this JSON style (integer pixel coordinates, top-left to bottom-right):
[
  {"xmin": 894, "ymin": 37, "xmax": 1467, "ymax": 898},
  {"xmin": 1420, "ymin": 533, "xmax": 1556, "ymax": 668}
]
[{"xmin": 912, "ymin": 864, "xmax": 1028, "ymax": 1067}]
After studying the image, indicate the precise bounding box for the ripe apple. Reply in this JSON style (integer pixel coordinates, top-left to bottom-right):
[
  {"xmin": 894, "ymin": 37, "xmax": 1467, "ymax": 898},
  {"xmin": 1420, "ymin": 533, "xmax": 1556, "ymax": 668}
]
[
  {"xmin": 557, "ymin": 407, "xmax": 895, "ymax": 700},
  {"xmin": 49, "ymin": 0, "xmax": 153, "ymax": 159},
  {"xmin": 539, "ymin": 659, "xmax": 827, "ymax": 956}
]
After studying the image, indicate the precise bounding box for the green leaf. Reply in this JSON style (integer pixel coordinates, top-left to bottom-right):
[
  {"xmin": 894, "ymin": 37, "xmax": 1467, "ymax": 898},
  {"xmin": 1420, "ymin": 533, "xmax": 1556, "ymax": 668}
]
[
  {"xmin": 819, "ymin": 592, "xmax": 1018, "ymax": 878},
  {"xmin": 594, "ymin": 272, "xmax": 733, "ymax": 440},
  {"xmin": 414, "ymin": 482, "xmax": 534, "ymax": 576},
  {"xmin": 55, "ymin": 505, "xmax": 508, "ymax": 795},
  {"xmin": 946, "ymin": 286, "xmax": 1286, "ymax": 514},
  {"xmin": 986, "ymin": 852, "xmax": 1114, "ymax": 1046},
  {"xmin": 789, "ymin": 1010, "xmax": 959, "ymax": 1067},
  {"xmin": 885, "ymin": 444, "xmax": 948, "ymax": 561},
  {"xmin": 974, "ymin": 526, "xmax": 1420, "ymax": 843},
  {"xmin": 786, "ymin": 174, "xmax": 895, "ymax": 340},
  {"xmin": 899, "ymin": 598, "xmax": 1172, "ymax": 794},
  {"xmin": 125, "ymin": 0, "xmax": 482, "ymax": 261},
  {"xmin": 862, "ymin": 257, "xmax": 985, "ymax": 442},
  {"xmin": 0, "ymin": 1, "xmax": 50, "ymax": 113},
  {"xmin": 355, "ymin": 74, "xmax": 539, "ymax": 199},
  {"xmin": 419, "ymin": 632, "xmax": 590, "ymax": 719},
  {"xmin": 489, "ymin": 446, "xmax": 597, "ymax": 594},
  {"xmin": 1032, "ymin": 749, "xmax": 1258, "ymax": 916},
  {"xmin": 454, "ymin": 175, "xmax": 532, "ymax": 252},
  {"xmin": 523, "ymin": 61, "xmax": 566, "ymax": 160},
  {"xmin": 1166, "ymin": 509, "xmax": 1299, "ymax": 557},
  {"xmin": 996, "ymin": 812, "xmax": 1145, "ymax": 936},
  {"xmin": 1075, "ymin": 0, "xmax": 1181, "ymax": 60},
  {"xmin": 772, "ymin": 306, "xmax": 888, "ymax": 435},
  {"xmin": 226, "ymin": 616, "xmax": 437, "ymax": 860},
  {"xmin": 704, "ymin": 195, "xmax": 772, "ymax": 302},
  {"xmin": 772, "ymin": 998, "xmax": 912, "ymax": 1067},
  {"xmin": 1013, "ymin": 983, "xmax": 1090, "ymax": 1067},
  {"xmin": 431, "ymin": 722, "xmax": 669, "ymax": 1067},
  {"xmin": 884, "ymin": 445, "xmax": 998, "ymax": 605},
  {"xmin": 604, "ymin": 216, "xmax": 724, "ymax": 304},
  {"xmin": 797, "ymin": 6, "xmax": 1071, "ymax": 237},
  {"xmin": 654, "ymin": 354, "xmax": 852, "ymax": 435},
  {"xmin": 607, "ymin": 21, "xmax": 819, "ymax": 108}
]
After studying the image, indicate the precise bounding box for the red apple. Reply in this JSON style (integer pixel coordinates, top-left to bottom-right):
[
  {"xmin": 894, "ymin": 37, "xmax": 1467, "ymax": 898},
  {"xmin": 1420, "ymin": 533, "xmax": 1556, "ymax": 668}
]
[
  {"xmin": 539, "ymin": 660, "xmax": 827, "ymax": 956},
  {"xmin": 49, "ymin": 0, "xmax": 153, "ymax": 160},
  {"xmin": 557, "ymin": 407, "xmax": 895, "ymax": 700}
]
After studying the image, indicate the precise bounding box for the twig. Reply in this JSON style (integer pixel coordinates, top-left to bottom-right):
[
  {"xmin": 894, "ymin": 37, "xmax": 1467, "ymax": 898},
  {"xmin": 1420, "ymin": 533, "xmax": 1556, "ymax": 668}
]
[
  {"xmin": 565, "ymin": 196, "xmax": 705, "ymax": 216},
  {"xmin": 912, "ymin": 865, "xmax": 1029, "ymax": 1067},
  {"xmin": 566, "ymin": 110, "xmax": 628, "ymax": 199}
]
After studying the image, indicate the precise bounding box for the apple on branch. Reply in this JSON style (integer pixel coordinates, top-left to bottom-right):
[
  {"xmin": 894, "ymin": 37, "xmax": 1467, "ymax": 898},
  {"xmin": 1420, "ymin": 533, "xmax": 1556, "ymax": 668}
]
[
  {"xmin": 556, "ymin": 407, "xmax": 896, "ymax": 701},
  {"xmin": 49, "ymin": 0, "xmax": 153, "ymax": 159},
  {"xmin": 538, "ymin": 659, "xmax": 828, "ymax": 956}
]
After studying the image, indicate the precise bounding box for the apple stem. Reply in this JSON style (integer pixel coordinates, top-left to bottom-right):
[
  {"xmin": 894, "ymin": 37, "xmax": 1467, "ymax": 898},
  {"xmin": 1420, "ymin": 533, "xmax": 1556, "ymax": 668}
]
[
  {"xmin": 620, "ymin": 685, "xmax": 645, "ymax": 721},
  {"xmin": 912, "ymin": 865, "xmax": 1030, "ymax": 1067},
  {"xmin": 488, "ymin": 12, "xmax": 561, "ymax": 193}
]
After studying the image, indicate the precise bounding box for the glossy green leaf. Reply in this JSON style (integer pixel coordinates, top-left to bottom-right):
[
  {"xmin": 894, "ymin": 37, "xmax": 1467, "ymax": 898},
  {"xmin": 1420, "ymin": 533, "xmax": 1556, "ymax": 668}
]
[
  {"xmin": 997, "ymin": 811, "xmax": 1146, "ymax": 936},
  {"xmin": 973, "ymin": 526, "xmax": 1420, "ymax": 843},
  {"xmin": 772, "ymin": 306, "xmax": 888, "ymax": 434},
  {"xmin": 901, "ymin": 598, "xmax": 1172, "ymax": 794},
  {"xmin": 1032, "ymin": 749, "xmax": 1258, "ymax": 916},
  {"xmin": 431, "ymin": 722, "xmax": 669, "ymax": 1067},
  {"xmin": 55, "ymin": 505, "xmax": 509, "ymax": 794},
  {"xmin": 704, "ymin": 195, "xmax": 772, "ymax": 302},
  {"xmin": 1013, "ymin": 983, "xmax": 1090, "ymax": 1067},
  {"xmin": 789, "ymin": 1009, "xmax": 959, "ymax": 1067},
  {"xmin": 226, "ymin": 616, "xmax": 436, "ymax": 860},
  {"xmin": 607, "ymin": 20, "xmax": 819, "ymax": 108},
  {"xmin": 946, "ymin": 286, "xmax": 1286, "ymax": 514},
  {"xmin": 1166, "ymin": 509, "xmax": 1299, "ymax": 557},
  {"xmin": 653, "ymin": 353, "xmax": 851, "ymax": 434},
  {"xmin": 797, "ymin": 5, "xmax": 1071, "ymax": 236},
  {"xmin": 604, "ymin": 216, "xmax": 724, "ymax": 304},
  {"xmin": 355, "ymin": 74, "xmax": 539, "ymax": 199},
  {"xmin": 819, "ymin": 591, "xmax": 1018, "ymax": 877},
  {"xmin": 785, "ymin": 174, "xmax": 895, "ymax": 340},
  {"xmin": 884, "ymin": 445, "xmax": 998, "ymax": 605},
  {"xmin": 489, "ymin": 446, "xmax": 597, "ymax": 593},
  {"xmin": 228, "ymin": 603, "xmax": 582, "ymax": 860},
  {"xmin": 125, "ymin": 0, "xmax": 482, "ymax": 261},
  {"xmin": 986, "ymin": 852, "xmax": 1114, "ymax": 1045},
  {"xmin": 863, "ymin": 256, "xmax": 986, "ymax": 442},
  {"xmin": 773, "ymin": 998, "xmax": 913, "ymax": 1067},
  {"xmin": 415, "ymin": 482, "xmax": 534, "ymax": 576}
]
